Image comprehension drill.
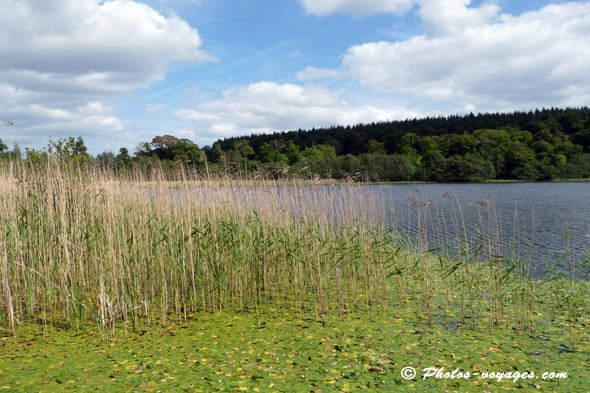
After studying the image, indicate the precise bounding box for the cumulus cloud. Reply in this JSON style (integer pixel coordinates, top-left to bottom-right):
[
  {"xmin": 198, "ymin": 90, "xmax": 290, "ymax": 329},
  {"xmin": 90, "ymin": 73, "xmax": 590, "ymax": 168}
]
[
  {"xmin": 418, "ymin": 0, "xmax": 500, "ymax": 37},
  {"xmin": 0, "ymin": 0, "xmax": 213, "ymax": 151},
  {"xmin": 334, "ymin": 1, "xmax": 590, "ymax": 110},
  {"xmin": 299, "ymin": 0, "xmax": 416, "ymax": 16},
  {"xmin": 175, "ymin": 82, "xmax": 420, "ymax": 142}
]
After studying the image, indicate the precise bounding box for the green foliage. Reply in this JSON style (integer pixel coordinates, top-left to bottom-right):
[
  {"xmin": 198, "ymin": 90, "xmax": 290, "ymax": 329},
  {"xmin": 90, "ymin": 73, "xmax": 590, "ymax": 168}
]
[
  {"xmin": 137, "ymin": 134, "xmax": 201, "ymax": 165},
  {"xmin": 504, "ymin": 141, "xmax": 538, "ymax": 180},
  {"xmin": 419, "ymin": 150, "xmax": 447, "ymax": 182},
  {"xmin": 388, "ymin": 154, "xmax": 417, "ymax": 181},
  {"xmin": 566, "ymin": 154, "xmax": 590, "ymax": 178},
  {"xmin": 444, "ymin": 154, "xmax": 495, "ymax": 182},
  {"xmin": 115, "ymin": 147, "xmax": 132, "ymax": 169},
  {"xmin": 95, "ymin": 151, "xmax": 116, "ymax": 167},
  {"xmin": 397, "ymin": 132, "xmax": 420, "ymax": 154},
  {"xmin": 302, "ymin": 146, "xmax": 324, "ymax": 160},
  {"xmin": 366, "ymin": 138, "xmax": 386, "ymax": 155},
  {"xmin": 49, "ymin": 136, "xmax": 91, "ymax": 163},
  {"xmin": 283, "ymin": 140, "xmax": 302, "ymax": 165},
  {"xmin": 302, "ymin": 144, "xmax": 337, "ymax": 160},
  {"xmin": 572, "ymin": 130, "xmax": 590, "ymax": 152},
  {"xmin": 439, "ymin": 134, "xmax": 479, "ymax": 156},
  {"xmin": 9, "ymin": 107, "xmax": 590, "ymax": 181},
  {"xmin": 25, "ymin": 148, "xmax": 49, "ymax": 165},
  {"xmin": 474, "ymin": 129, "xmax": 510, "ymax": 175},
  {"xmin": 258, "ymin": 140, "xmax": 289, "ymax": 164},
  {"xmin": 537, "ymin": 153, "xmax": 567, "ymax": 180},
  {"xmin": 209, "ymin": 142, "xmax": 226, "ymax": 164},
  {"xmin": 21, "ymin": 137, "xmax": 90, "ymax": 166},
  {"xmin": 0, "ymin": 140, "xmax": 22, "ymax": 161},
  {"xmin": 231, "ymin": 140, "xmax": 254, "ymax": 159},
  {"xmin": 206, "ymin": 108, "xmax": 590, "ymax": 182}
]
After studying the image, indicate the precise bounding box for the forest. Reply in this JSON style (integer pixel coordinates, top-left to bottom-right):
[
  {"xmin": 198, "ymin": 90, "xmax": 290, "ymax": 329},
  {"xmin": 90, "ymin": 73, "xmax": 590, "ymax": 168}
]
[{"xmin": 2, "ymin": 107, "xmax": 590, "ymax": 182}]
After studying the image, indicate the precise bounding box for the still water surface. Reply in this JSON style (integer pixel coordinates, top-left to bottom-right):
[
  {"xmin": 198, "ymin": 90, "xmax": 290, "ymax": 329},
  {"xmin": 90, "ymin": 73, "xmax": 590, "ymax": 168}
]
[
  {"xmin": 273, "ymin": 182, "xmax": 590, "ymax": 276},
  {"xmin": 169, "ymin": 181, "xmax": 590, "ymax": 276},
  {"xmin": 369, "ymin": 182, "xmax": 590, "ymax": 276}
]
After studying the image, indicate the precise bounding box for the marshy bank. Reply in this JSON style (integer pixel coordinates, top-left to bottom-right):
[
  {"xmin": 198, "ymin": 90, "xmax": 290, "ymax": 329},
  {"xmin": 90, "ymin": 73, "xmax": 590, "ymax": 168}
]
[{"xmin": 0, "ymin": 162, "xmax": 589, "ymax": 390}]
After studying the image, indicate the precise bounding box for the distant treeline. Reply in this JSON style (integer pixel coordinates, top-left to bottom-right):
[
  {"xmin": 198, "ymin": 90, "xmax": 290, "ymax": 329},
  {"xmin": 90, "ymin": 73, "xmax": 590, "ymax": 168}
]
[
  {"xmin": 2, "ymin": 107, "xmax": 590, "ymax": 182},
  {"xmin": 211, "ymin": 107, "xmax": 590, "ymax": 181}
]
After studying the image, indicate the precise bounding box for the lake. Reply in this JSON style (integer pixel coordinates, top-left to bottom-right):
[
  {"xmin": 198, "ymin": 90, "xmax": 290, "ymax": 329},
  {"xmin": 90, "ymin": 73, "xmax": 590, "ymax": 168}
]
[
  {"xmin": 164, "ymin": 181, "xmax": 590, "ymax": 277},
  {"xmin": 367, "ymin": 182, "xmax": 590, "ymax": 277},
  {"xmin": 277, "ymin": 182, "xmax": 589, "ymax": 277}
]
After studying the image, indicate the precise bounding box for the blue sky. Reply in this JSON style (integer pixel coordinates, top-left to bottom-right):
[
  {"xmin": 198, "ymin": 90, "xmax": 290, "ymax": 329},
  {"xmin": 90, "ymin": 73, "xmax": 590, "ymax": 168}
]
[{"xmin": 0, "ymin": 0, "xmax": 587, "ymax": 154}]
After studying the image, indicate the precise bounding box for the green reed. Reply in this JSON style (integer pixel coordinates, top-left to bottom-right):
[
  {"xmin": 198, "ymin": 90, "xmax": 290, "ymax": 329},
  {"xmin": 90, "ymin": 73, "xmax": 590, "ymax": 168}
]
[{"xmin": 0, "ymin": 161, "xmax": 588, "ymax": 344}]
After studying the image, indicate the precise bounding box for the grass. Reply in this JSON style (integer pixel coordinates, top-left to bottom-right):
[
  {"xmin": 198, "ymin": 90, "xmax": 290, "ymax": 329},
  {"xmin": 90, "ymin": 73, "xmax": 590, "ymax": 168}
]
[{"xmin": 0, "ymin": 160, "xmax": 589, "ymax": 391}]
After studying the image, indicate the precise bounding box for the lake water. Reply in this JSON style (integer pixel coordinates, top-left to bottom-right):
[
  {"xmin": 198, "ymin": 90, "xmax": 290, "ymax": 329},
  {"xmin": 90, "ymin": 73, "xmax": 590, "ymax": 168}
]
[
  {"xmin": 271, "ymin": 182, "xmax": 590, "ymax": 277},
  {"xmin": 164, "ymin": 181, "xmax": 590, "ymax": 277},
  {"xmin": 368, "ymin": 182, "xmax": 590, "ymax": 277}
]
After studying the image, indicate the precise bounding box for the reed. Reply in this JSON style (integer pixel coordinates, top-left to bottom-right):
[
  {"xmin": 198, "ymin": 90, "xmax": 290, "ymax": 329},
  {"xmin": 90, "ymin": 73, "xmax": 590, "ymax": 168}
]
[{"xmin": 0, "ymin": 161, "xmax": 588, "ymax": 343}]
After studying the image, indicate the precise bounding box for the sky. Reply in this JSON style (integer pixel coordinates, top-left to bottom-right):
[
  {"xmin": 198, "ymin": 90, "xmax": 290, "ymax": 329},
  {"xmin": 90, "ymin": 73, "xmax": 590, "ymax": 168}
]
[{"xmin": 0, "ymin": 0, "xmax": 588, "ymax": 154}]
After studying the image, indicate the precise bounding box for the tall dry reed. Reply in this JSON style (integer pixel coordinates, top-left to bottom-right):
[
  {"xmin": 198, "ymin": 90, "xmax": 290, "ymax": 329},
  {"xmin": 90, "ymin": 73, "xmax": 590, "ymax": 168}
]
[{"xmin": 0, "ymin": 161, "xmax": 588, "ymax": 341}]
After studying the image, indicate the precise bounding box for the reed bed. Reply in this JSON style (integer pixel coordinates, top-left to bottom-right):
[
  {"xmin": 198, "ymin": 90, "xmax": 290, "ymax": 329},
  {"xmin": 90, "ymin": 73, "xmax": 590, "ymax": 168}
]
[{"xmin": 0, "ymin": 161, "xmax": 588, "ymax": 342}]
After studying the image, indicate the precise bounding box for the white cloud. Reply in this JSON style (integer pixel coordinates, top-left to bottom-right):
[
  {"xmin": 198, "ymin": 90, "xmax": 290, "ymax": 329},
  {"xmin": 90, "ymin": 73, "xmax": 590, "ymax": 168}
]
[
  {"xmin": 296, "ymin": 66, "xmax": 343, "ymax": 80},
  {"xmin": 418, "ymin": 0, "xmax": 500, "ymax": 37},
  {"xmin": 336, "ymin": 1, "xmax": 590, "ymax": 110},
  {"xmin": 0, "ymin": 0, "xmax": 213, "ymax": 152},
  {"xmin": 299, "ymin": 0, "xmax": 416, "ymax": 16},
  {"xmin": 175, "ymin": 82, "xmax": 420, "ymax": 143}
]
